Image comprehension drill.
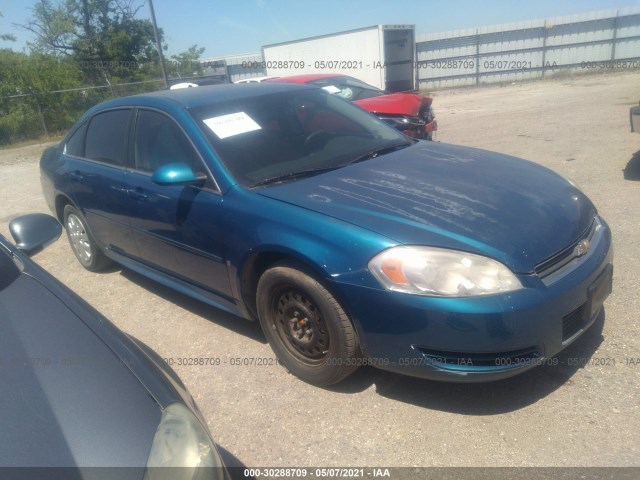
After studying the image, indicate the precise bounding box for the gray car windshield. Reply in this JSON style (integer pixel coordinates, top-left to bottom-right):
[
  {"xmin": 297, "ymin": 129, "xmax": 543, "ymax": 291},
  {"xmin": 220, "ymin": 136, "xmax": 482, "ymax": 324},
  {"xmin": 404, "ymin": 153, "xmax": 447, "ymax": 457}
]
[{"xmin": 192, "ymin": 89, "xmax": 409, "ymax": 187}]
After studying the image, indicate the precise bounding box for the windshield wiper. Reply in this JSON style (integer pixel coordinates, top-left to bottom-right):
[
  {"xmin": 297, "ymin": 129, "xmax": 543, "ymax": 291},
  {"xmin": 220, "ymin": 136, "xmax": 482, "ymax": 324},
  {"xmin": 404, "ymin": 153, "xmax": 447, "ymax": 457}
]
[
  {"xmin": 346, "ymin": 141, "xmax": 413, "ymax": 165},
  {"xmin": 251, "ymin": 141, "xmax": 414, "ymax": 188},
  {"xmin": 251, "ymin": 165, "xmax": 339, "ymax": 188}
]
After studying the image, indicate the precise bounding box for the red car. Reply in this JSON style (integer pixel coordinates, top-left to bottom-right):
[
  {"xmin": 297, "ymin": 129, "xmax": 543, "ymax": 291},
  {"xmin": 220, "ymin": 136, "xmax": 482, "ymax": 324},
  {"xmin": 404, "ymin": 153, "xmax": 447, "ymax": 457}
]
[{"xmin": 266, "ymin": 74, "xmax": 437, "ymax": 140}]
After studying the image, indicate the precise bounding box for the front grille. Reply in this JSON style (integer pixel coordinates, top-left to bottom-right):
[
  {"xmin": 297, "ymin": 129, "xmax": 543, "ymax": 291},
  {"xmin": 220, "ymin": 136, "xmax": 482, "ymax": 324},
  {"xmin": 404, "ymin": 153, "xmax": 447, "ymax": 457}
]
[
  {"xmin": 562, "ymin": 303, "xmax": 587, "ymax": 341},
  {"xmin": 535, "ymin": 217, "xmax": 602, "ymax": 285},
  {"xmin": 414, "ymin": 346, "xmax": 540, "ymax": 368}
]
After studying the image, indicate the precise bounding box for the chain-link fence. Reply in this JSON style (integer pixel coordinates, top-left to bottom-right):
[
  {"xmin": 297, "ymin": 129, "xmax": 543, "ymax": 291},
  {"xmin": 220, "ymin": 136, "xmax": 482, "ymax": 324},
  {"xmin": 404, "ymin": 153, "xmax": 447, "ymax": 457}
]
[
  {"xmin": 0, "ymin": 78, "xmax": 165, "ymax": 145},
  {"xmin": 0, "ymin": 63, "xmax": 267, "ymax": 146}
]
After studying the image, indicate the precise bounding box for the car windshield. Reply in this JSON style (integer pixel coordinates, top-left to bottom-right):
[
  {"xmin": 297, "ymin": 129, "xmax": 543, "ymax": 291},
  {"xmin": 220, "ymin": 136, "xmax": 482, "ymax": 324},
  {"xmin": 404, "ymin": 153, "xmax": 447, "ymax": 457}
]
[
  {"xmin": 192, "ymin": 89, "xmax": 410, "ymax": 187},
  {"xmin": 307, "ymin": 76, "xmax": 385, "ymax": 101}
]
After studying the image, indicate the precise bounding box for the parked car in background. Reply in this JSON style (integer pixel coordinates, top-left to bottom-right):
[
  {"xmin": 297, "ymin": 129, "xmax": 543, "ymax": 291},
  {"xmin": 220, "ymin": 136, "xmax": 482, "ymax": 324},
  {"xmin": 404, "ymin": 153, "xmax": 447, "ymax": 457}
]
[
  {"xmin": 41, "ymin": 83, "xmax": 612, "ymax": 387},
  {"xmin": 170, "ymin": 82, "xmax": 199, "ymax": 90},
  {"xmin": 234, "ymin": 76, "xmax": 278, "ymax": 84},
  {"xmin": 0, "ymin": 213, "xmax": 228, "ymax": 478},
  {"xmin": 631, "ymin": 100, "xmax": 640, "ymax": 133},
  {"xmin": 266, "ymin": 74, "xmax": 437, "ymax": 139}
]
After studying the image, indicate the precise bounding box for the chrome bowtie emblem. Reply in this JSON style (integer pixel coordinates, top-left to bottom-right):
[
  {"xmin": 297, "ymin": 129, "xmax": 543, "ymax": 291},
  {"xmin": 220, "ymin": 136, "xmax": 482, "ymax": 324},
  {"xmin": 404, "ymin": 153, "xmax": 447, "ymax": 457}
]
[{"xmin": 574, "ymin": 239, "xmax": 590, "ymax": 257}]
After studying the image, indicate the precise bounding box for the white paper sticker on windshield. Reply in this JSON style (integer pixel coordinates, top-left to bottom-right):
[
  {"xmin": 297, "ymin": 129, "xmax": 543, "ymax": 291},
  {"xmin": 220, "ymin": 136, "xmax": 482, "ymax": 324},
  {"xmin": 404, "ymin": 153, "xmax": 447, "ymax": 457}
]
[
  {"xmin": 322, "ymin": 85, "xmax": 341, "ymax": 94},
  {"xmin": 203, "ymin": 112, "xmax": 261, "ymax": 139}
]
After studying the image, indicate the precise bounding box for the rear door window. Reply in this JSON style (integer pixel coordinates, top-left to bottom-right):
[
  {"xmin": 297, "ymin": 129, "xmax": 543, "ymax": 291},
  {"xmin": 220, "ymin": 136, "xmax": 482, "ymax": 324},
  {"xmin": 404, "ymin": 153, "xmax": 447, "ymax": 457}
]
[{"xmin": 85, "ymin": 109, "xmax": 132, "ymax": 166}]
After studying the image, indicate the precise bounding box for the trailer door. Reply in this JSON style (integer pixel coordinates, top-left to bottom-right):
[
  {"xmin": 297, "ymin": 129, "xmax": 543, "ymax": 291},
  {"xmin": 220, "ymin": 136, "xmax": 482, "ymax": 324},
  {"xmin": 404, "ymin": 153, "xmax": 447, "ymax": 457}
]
[{"xmin": 382, "ymin": 27, "xmax": 415, "ymax": 92}]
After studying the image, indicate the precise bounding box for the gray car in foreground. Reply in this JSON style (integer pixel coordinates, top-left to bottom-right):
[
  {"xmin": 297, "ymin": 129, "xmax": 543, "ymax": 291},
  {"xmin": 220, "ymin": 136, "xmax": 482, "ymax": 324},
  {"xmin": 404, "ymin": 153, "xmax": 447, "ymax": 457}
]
[{"xmin": 0, "ymin": 214, "xmax": 229, "ymax": 479}]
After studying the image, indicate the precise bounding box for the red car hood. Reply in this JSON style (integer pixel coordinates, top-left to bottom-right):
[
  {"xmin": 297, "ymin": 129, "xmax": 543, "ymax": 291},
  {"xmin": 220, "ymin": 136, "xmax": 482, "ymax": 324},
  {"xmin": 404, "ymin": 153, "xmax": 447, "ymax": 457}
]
[{"xmin": 354, "ymin": 93, "xmax": 432, "ymax": 116}]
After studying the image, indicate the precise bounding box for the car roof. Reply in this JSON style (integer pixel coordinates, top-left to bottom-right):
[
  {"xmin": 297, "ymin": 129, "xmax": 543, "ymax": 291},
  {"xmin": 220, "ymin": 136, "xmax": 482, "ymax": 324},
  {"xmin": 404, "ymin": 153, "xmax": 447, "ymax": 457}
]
[
  {"xmin": 267, "ymin": 74, "xmax": 346, "ymax": 84},
  {"xmin": 88, "ymin": 82, "xmax": 317, "ymax": 113}
]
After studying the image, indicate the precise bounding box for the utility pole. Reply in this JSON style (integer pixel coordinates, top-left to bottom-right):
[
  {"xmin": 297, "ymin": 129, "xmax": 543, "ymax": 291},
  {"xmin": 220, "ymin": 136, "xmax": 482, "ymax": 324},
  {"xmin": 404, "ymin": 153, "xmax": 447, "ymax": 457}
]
[{"xmin": 148, "ymin": 0, "xmax": 169, "ymax": 89}]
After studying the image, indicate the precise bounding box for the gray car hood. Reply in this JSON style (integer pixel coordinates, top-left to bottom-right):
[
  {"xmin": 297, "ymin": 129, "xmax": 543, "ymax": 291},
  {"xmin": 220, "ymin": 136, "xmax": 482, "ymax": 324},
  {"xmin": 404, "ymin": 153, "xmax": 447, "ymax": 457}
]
[{"xmin": 0, "ymin": 272, "xmax": 160, "ymax": 467}]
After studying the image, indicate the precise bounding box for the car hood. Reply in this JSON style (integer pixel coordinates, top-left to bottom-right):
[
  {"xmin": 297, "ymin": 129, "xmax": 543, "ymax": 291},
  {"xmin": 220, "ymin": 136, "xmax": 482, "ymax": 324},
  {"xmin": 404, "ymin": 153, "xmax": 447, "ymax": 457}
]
[
  {"xmin": 257, "ymin": 142, "xmax": 596, "ymax": 273},
  {"xmin": 0, "ymin": 271, "xmax": 160, "ymax": 467},
  {"xmin": 354, "ymin": 92, "xmax": 431, "ymax": 116}
]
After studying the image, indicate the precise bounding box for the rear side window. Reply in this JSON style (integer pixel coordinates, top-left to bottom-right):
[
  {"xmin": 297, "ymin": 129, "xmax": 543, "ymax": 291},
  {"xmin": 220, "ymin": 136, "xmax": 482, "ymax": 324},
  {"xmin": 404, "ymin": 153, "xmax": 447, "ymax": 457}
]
[
  {"xmin": 64, "ymin": 121, "xmax": 88, "ymax": 157},
  {"xmin": 85, "ymin": 109, "xmax": 132, "ymax": 166}
]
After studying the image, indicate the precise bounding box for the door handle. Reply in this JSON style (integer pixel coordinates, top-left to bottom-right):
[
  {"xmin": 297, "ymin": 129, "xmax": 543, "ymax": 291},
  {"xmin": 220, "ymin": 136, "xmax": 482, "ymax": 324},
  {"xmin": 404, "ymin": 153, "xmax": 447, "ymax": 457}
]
[{"xmin": 127, "ymin": 188, "xmax": 148, "ymax": 202}]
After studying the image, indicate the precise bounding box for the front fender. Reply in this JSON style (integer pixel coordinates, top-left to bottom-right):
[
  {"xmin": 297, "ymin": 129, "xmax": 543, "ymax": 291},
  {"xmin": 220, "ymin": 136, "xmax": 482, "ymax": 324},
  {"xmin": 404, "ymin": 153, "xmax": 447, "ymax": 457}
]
[
  {"xmin": 222, "ymin": 186, "xmax": 396, "ymax": 309},
  {"xmin": 355, "ymin": 93, "xmax": 432, "ymax": 116}
]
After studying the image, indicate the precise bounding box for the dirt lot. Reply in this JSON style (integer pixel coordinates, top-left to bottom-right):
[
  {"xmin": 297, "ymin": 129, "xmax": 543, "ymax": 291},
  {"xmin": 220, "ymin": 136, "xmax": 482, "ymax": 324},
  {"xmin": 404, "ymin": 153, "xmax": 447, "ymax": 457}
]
[{"xmin": 1, "ymin": 71, "xmax": 639, "ymax": 472}]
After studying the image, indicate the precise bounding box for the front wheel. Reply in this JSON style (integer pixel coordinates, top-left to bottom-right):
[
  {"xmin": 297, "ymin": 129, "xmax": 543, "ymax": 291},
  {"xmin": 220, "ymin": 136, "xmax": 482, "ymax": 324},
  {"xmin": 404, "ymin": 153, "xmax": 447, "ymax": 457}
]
[
  {"xmin": 63, "ymin": 205, "xmax": 112, "ymax": 272},
  {"xmin": 256, "ymin": 264, "xmax": 359, "ymax": 386},
  {"xmin": 420, "ymin": 105, "xmax": 435, "ymax": 141}
]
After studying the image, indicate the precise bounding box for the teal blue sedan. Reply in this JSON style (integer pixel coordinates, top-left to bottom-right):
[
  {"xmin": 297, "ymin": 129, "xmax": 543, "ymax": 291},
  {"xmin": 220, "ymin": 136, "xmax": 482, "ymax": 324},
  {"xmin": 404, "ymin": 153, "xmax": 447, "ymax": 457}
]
[{"xmin": 40, "ymin": 83, "xmax": 613, "ymax": 386}]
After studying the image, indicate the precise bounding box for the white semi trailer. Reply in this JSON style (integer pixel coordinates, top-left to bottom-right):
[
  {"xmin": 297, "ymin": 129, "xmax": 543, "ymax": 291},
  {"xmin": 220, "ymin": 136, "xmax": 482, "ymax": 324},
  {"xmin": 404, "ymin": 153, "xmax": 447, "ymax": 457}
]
[{"xmin": 261, "ymin": 25, "xmax": 416, "ymax": 92}]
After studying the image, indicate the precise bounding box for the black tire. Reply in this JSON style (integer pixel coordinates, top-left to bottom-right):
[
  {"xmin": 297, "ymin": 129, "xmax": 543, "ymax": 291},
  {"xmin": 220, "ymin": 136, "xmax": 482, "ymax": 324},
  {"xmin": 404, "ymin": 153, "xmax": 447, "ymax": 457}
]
[
  {"xmin": 420, "ymin": 105, "xmax": 435, "ymax": 141},
  {"xmin": 63, "ymin": 204, "xmax": 112, "ymax": 272},
  {"xmin": 256, "ymin": 263, "xmax": 359, "ymax": 386}
]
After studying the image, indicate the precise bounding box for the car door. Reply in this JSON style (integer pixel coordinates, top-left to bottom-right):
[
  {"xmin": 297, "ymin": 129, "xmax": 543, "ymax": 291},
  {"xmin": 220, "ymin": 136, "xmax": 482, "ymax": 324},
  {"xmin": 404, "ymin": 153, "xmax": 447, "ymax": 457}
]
[
  {"xmin": 63, "ymin": 108, "xmax": 136, "ymax": 255},
  {"xmin": 125, "ymin": 108, "xmax": 233, "ymax": 300}
]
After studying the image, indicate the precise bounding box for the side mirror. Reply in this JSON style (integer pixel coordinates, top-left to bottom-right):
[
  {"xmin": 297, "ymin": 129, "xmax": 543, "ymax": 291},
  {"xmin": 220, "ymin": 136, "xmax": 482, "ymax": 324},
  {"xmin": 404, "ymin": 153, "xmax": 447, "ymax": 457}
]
[
  {"xmin": 151, "ymin": 163, "xmax": 207, "ymax": 187},
  {"xmin": 9, "ymin": 213, "xmax": 62, "ymax": 257}
]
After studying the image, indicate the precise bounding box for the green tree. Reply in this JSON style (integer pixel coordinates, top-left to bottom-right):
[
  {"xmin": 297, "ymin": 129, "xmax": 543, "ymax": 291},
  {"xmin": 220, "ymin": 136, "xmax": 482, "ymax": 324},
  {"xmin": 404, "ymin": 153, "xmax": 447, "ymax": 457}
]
[
  {"xmin": 168, "ymin": 44, "xmax": 205, "ymax": 79},
  {"xmin": 21, "ymin": 0, "xmax": 163, "ymax": 83},
  {"xmin": 0, "ymin": 49, "xmax": 83, "ymax": 143},
  {"xmin": 3, "ymin": 2, "xmax": 211, "ymax": 144}
]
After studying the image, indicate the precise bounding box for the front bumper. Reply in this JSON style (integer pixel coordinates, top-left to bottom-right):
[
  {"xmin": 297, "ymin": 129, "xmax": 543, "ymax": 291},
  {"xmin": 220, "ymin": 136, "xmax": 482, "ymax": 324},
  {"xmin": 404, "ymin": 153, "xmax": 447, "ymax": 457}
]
[
  {"xmin": 378, "ymin": 115, "xmax": 437, "ymax": 139},
  {"xmin": 424, "ymin": 119, "xmax": 437, "ymax": 133},
  {"xmin": 333, "ymin": 217, "xmax": 613, "ymax": 382}
]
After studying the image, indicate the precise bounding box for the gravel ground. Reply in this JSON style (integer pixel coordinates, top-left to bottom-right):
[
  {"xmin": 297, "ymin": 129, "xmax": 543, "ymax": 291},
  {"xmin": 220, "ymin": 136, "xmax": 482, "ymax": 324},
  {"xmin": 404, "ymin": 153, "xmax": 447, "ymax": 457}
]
[{"xmin": 1, "ymin": 71, "xmax": 639, "ymax": 473}]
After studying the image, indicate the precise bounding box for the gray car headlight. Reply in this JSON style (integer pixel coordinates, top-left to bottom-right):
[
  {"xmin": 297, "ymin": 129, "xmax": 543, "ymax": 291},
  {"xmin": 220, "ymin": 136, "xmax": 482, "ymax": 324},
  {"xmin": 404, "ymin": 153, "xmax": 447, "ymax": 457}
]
[
  {"xmin": 145, "ymin": 403, "xmax": 224, "ymax": 480},
  {"xmin": 368, "ymin": 246, "xmax": 522, "ymax": 296}
]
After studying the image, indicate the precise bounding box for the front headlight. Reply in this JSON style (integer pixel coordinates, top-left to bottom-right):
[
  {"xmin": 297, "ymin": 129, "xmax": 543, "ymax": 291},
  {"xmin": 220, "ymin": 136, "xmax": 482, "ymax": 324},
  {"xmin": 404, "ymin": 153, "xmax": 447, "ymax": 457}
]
[
  {"xmin": 379, "ymin": 115, "xmax": 425, "ymax": 128},
  {"xmin": 368, "ymin": 246, "xmax": 522, "ymax": 297},
  {"xmin": 145, "ymin": 403, "xmax": 225, "ymax": 480}
]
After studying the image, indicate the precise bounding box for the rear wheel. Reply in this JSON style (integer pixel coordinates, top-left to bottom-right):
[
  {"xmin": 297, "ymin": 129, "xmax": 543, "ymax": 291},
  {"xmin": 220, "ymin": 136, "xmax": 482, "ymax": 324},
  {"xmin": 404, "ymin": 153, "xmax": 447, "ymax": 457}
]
[
  {"xmin": 63, "ymin": 205, "xmax": 112, "ymax": 272},
  {"xmin": 256, "ymin": 263, "xmax": 359, "ymax": 386}
]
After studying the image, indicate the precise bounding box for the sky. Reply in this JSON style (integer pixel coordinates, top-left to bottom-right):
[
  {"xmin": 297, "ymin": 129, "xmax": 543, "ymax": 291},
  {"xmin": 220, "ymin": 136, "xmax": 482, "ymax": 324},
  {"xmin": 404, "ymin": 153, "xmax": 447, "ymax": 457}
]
[{"xmin": 1, "ymin": 0, "xmax": 639, "ymax": 58}]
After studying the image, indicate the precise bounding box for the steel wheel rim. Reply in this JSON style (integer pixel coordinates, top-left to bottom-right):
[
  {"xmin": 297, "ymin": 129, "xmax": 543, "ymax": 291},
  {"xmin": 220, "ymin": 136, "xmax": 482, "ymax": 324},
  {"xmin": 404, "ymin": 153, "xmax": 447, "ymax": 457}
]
[
  {"xmin": 67, "ymin": 214, "xmax": 92, "ymax": 264},
  {"xmin": 272, "ymin": 288, "xmax": 330, "ymax": 364}
]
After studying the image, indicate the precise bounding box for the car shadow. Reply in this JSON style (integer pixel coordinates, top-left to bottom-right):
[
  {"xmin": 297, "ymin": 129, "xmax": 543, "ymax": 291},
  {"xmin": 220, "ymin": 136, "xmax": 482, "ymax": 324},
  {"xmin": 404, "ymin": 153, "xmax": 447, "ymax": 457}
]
[
  {"xmin": 119, "ymin": 269, "xmax": 267, "ymax": 344},
  {"xmin": 217, "ymin": 445, "xmax": 254, "ymax": 480},
  {"xmin": 623, "ymin": 150, "xmax": 640, "ymax": 180},
  {"xmin": 329, "ymin": 310, "xmax": 606, "ymax": 414}
]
